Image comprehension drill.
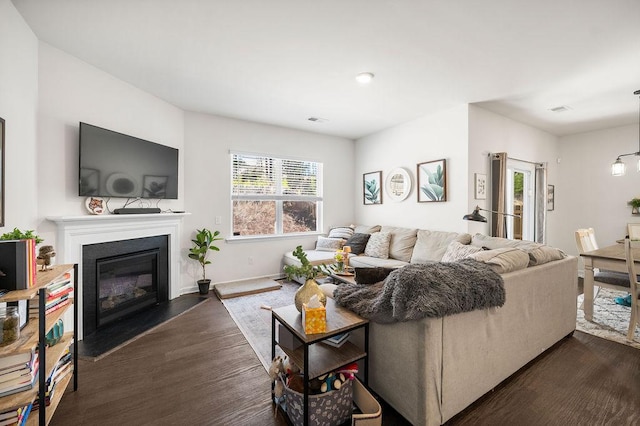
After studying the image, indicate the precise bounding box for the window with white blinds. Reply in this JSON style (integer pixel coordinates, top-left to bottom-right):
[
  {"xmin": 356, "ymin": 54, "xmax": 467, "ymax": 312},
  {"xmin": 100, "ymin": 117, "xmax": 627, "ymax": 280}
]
[{"xmin": 231, "ymin": 152, "xmax": 322, "ymax": 237}]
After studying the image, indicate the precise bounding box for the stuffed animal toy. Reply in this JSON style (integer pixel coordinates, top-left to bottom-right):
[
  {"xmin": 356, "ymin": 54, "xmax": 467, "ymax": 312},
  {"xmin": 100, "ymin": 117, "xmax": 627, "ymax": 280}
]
[
  {"xmin": 36, "ymin": 245, "xmax": 56, "ymax": 271},
  {"xmin": 319, "ymin": 372, "xmax": 347, "ymax": 393},
  {"xmin": 284, "ymin": 357, "xmax": 300, "ymax": 376},
  {"xmin": 287, "ymin": 373, "xmax": 305, "ymax": 393},
  {"xmin": 268, "ymin": 356, "xmax": 284, "ymax": 382},
  {"xmin": 337, "ymin": 362, "xmax": 359, "ymax": 381}
]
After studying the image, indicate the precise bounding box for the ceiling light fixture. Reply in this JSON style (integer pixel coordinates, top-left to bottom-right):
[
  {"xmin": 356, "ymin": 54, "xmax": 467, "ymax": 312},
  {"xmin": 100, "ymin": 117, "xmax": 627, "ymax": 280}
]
[
  {"xmin": 355, "ymin": 72, "xmax": 374, "ymax": 84},
  {"xmin": 612, "ymin": 89, "xmax": 640, "ymax": 176}
]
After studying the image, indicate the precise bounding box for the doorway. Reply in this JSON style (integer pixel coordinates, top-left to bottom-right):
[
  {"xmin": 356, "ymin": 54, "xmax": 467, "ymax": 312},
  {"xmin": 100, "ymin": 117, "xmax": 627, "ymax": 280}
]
[{"xmin": 506, "ymin": 159, "xmax": 535, "ymax": 241}]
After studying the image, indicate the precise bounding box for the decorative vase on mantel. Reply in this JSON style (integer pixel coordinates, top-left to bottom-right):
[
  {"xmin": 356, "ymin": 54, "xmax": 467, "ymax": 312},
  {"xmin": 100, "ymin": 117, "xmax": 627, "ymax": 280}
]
[{"xmin": 294, "ymin": 278, "xmax": 327, "ymax": 312}]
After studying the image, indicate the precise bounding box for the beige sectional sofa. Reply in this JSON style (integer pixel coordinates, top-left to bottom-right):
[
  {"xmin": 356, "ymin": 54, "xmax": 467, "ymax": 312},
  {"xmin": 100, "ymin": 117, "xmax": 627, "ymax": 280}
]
[{"xmin": 282, "ymin": 225, "xmax": 577, "ymax": 426}]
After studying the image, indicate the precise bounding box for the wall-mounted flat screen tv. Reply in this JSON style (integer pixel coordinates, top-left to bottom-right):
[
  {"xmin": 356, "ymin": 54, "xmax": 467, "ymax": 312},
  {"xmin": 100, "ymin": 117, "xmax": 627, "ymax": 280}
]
[{"xmin": 79, "ymin": 122, "xmax": 179, "ymax": 199}]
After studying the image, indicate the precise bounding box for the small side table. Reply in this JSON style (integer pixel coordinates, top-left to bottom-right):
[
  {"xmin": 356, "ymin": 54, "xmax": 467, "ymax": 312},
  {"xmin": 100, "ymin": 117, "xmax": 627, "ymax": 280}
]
[{"xmin": 272, "ymin": 298, "xmax": 369, "ymax": 426}]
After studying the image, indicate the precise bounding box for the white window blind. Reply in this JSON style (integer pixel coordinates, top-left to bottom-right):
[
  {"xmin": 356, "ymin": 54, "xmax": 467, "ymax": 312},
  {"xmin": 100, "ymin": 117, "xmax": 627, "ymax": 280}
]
[{"xmin": 231, "ymin": 152, "xmax": 323, "ymax": 237}]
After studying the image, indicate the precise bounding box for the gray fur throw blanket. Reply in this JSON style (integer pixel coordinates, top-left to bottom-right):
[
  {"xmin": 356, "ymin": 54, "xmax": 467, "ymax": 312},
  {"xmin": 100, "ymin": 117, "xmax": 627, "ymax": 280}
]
[{"xmin": 333, "ymin": 259, "xmax": 505, "ymax": 323}]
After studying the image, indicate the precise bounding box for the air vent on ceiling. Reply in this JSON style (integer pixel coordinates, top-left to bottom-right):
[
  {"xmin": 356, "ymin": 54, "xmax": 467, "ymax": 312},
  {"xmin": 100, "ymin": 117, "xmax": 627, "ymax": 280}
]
[
  {"xmin": 308, "ymin": 117, "xmax": 328, "ymax": 123},
  {"xmin": 549, "ymin": 105, "xmax": 571, "ymax": 113}
]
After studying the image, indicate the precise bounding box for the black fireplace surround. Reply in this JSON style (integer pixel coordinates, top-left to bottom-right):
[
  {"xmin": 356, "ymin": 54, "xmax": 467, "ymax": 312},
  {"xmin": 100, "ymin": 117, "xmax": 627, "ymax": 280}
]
[{"xmin": 83, "ymin": 236, "xmax": 169, "ymax": 337}]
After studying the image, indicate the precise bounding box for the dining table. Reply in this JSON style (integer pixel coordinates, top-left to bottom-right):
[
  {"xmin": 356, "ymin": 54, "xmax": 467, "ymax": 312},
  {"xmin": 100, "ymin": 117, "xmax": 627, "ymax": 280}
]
[{"xmin": 580, "ymin": 242, "xmax": 638, "ymax": 321}]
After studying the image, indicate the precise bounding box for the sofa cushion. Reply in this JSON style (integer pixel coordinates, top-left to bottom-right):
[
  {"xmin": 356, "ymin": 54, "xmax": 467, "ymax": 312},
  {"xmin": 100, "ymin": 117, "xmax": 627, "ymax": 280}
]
[
  {"xmin": 364, "ymin": 232, "xmax": 392, "ymax": 259},
  {"xmin": 468, "ymin": 247, "xmax": 530, "ymax": 274},
  {"xmin": 283, "ymin": 249, "xmax": 336, "ymax": 266},
  {"xmin": 354, "ymin": 224, "xmax": 382, "ymax": 234},
  {"xmin": 349, "ymin": 255, "xmax": 409, "ymax": 269},
  {"xmin": 441, "ymin": 241, "xmax": 484, "ymax": 262},
  {"xmin": 471, "ymin": 233, "xmax": 565, "ymax": 266},
  {"xmin": 526, "ymin": 246, "xmax": 567, "ymax": 266},
  {"xmin": 316, "ymin": 236, "xmax": 345, "ymax": 252},
  {"xmin": 470, "ymin": 233, "xmax": 540, "ymax": 251},
  {"xmin": 344, "ymin": 233, "xmax": 371, "ymax": 255},
  {"xmin": 354, "ymin": 267, "xmax": 396, "ymax": 284},
  {"xmin": 328, "ymin": 226, "xmax": 355, "ymax": 240},
  {"xmin": 381, "ymin": 226, "xmax": 418, "ymax": 262},
  {"xmin": 410, "ymin": 230, "xmax": 472, "ymax": 263}
]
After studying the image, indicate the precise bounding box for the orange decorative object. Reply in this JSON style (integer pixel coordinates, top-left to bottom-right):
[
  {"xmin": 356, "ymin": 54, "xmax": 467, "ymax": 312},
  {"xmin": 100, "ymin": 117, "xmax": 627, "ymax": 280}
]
[
  {"xmin": 302, "ymin": 304, "xmax": 327, "ymax": 334},
  {"xmin": 343, "ymin": 245, "xmax": 351, "ymax": 269}
]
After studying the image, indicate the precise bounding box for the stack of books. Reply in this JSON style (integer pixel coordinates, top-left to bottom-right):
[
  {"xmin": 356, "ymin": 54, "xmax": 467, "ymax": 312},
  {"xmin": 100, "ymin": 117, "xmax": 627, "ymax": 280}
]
[
  {"xmin": 41, "ymin": 273, "xmax": 73, "ymax": 316},
  {"xmin": 322, "ymin": 332, "xmax": 350, "ymax": 348},
  {"xmin": 0, "ymin": 403, "xmax": 33, "ymax": 426},
  {"xmin": 0, "ymin": 349, "xmax": 39, "ymax": 399},
  {"xmin": 32, "ymin": 349, "xmax": 72, "ymax": 412}
]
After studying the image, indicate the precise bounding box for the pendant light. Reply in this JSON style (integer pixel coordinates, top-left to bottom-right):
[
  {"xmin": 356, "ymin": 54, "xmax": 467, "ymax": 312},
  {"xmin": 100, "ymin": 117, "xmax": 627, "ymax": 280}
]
[{"xmin": 611, "ymin": 89, "xmax": 640, "ymax": 176}]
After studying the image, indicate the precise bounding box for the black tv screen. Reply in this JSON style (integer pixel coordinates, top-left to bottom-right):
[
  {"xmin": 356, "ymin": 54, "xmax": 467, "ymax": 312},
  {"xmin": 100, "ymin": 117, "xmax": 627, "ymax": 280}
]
[{"xmin": 79, "ymin": 122, "xmax": 179, "ymax": 199}]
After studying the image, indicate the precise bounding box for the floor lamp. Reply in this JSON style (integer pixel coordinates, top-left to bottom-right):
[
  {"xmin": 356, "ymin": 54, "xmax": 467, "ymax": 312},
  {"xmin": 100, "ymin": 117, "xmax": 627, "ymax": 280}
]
[{"xmin": 462, "ymin": 205, "xmax": 520, "ymax": 222}]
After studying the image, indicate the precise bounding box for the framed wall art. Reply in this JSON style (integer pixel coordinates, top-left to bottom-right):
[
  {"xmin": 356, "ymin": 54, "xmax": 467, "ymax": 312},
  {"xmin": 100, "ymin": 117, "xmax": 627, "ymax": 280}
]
[
  {"xmin": 417, "ymin": 159, "xmax": 446, "ymax": 202},
  {"xmin": 363, "ymin": 171, "xmax": 382, "ymax": 205},
  {"xmin": 547, "ymin": 184, "xmax": 555, "ymax": 211},
  {"xmin": 385, "ymin": 167, "xmax": 412, "ymax": 202},
  {"xmin": 474, "ymin": 173, "xmax": 487, "ymax": 200}
]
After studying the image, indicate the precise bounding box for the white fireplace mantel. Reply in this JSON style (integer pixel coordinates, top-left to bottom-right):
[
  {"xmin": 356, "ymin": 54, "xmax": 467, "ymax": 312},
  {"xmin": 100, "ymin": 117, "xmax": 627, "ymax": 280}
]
[{"xmin": 47, "ymin": 213, "xmax": 189, "ymax": 339}]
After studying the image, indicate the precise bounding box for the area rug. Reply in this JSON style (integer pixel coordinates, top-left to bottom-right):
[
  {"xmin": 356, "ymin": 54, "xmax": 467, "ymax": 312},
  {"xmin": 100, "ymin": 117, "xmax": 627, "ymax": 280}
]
[
  {"xmin": 221, "ymin": 280, "xmax": 299, "ymax": 371},
  {"xmin": 577, "ymin": 288, "xmax": 640, "ymax": 350}
]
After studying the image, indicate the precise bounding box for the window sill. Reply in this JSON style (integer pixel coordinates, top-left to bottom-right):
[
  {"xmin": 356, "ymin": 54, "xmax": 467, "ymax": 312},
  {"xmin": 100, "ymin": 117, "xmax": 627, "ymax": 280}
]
[{"xmin": 225, "ymin": 232, "xmax": 322, "ymax": 243}]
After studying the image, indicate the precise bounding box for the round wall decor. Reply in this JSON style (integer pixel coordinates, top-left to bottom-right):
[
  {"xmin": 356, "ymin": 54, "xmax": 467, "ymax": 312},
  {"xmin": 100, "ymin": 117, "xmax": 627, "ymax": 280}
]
[{"xmin": 385, "ymin": 168, "xmax": 412, "ymax": 202}]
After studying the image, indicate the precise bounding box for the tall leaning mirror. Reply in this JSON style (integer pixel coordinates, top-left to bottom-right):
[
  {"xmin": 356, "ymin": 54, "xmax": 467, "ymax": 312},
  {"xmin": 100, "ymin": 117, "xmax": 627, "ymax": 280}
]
[{"xmin": 0, "ymin": 117, "xmax": 4, "ymax": 227}]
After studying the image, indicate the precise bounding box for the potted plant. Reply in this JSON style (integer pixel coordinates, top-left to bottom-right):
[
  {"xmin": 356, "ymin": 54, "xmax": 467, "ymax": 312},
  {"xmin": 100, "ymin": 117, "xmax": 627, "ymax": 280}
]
[
  {"xmin": 629, "ymin": 198, "xmax": 640, "ymax": 214},
  {"xmin": 283, "ymin": 246, "xmax": 327, "ymax": 312},
  {"xmin": 188, "ymin": 228, "xmax": 222, "ymax": 295},
  {"xmin": 0, "ymin": 228, "xmax": 43, "ymax": 244}
]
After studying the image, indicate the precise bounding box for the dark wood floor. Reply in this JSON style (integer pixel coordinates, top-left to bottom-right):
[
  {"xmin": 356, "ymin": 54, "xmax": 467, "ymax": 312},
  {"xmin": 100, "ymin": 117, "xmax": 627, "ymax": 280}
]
[{"xmin": 51, "ymin": 292, "xmax": 640, "ymax": 426}]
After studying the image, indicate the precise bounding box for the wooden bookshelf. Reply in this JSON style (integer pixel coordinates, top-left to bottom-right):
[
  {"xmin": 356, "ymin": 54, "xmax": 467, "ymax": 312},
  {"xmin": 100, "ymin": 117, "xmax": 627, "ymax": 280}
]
[{"xmin": 0, "ymin": 263, "xmax": 77, "ymax": 425}]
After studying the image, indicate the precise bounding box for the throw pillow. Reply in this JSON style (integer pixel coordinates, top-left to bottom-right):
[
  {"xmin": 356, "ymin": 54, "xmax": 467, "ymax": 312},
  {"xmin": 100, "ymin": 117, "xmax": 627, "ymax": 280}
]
[
  {"xmin": 468, "ymin": 247, "xmax": 530, "ymax": 274},
  {"xmin": 441, "ymin": 241, "xmax": 484, "ymax": 262},
  {"xmin": 316, "ymin": 236, "xmax": 345, "ymax": 252},
  {"xmin": 354, "ymin": 267, "xmax": 395, "ymax": 284},
  {"xmin": 526, "ymin": 246, "xmax": 566, "ymax": 266},
  {"xmin": 344, "ymin": 233, "xmax": 371, "ymax": 255},
  {"xmin": 328, "ymin": 226, "xmax": 355, "ymax": 240},
  {"xmin": 380, "ymin": 226, "xmax": 418, "ymax": 263},
  {"xmin": 353, "ymin": 224, "xmax": 382, "ymax": 234},
  {"xmin": 364, "ymin": 232, "xmax": 391, "ymax": 259}
]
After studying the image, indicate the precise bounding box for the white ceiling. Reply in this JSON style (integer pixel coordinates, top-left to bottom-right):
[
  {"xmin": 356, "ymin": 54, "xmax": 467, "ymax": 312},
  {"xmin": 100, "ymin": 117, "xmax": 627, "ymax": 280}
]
[{"xmin": 11, "ymin": 0, "xmax": 640, "ymax": 140}]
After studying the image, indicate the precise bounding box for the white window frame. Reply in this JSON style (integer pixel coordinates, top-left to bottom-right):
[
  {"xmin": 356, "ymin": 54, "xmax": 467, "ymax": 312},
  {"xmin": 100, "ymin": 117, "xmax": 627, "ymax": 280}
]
[{"xmin": 229, "ymin": 151, "xmax": 323, "ymax": 240}]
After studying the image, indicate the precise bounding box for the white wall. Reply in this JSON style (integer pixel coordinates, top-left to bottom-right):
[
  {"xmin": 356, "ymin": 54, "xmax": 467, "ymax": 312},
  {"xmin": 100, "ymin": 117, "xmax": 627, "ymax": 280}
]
[
  {"xmin": 36, "ymin": 42, "xmax": 185, "ymax": 234},
  {"xmin": 0, "ymin": 0, "xmax": 39, "ymax": 232},
  {"xmin": 183, "ymin": 112, "xmax": 354, "ymax": 286},
  {"xmin": 558, "ymin": 124, "xmax": 639, "ymax": 259},
  {"xmin": 468, "ymin": 105, "xmax": 561, "ymax": 246},
  {"xmin": 354, "ymin": 105, "xmax": 470, "ymax": 232}
]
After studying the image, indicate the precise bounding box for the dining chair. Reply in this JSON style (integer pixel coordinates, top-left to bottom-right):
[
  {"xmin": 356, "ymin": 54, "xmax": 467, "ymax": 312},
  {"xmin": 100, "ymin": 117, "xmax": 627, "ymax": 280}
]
[
  {"xmin": 623, "ymin": 237, "xmax": 640, "ymax": 341},
  {"xmin": 575, "ymin": 228, "xmax": 630, "ymax": 300}
]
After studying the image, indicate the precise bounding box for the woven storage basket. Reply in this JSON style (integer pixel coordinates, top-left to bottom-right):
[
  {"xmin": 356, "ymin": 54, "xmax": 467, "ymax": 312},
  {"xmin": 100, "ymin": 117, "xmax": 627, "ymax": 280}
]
[{"xmin": 284, "ymin": 378, "xmax": 353, "ymax": 426}]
